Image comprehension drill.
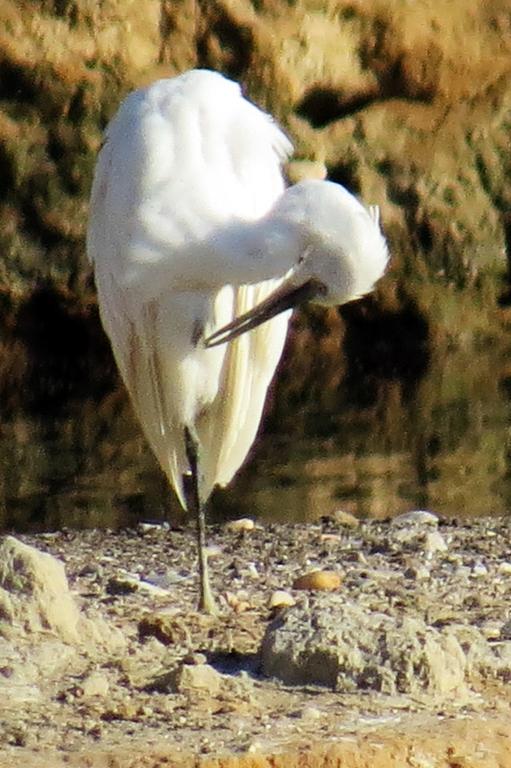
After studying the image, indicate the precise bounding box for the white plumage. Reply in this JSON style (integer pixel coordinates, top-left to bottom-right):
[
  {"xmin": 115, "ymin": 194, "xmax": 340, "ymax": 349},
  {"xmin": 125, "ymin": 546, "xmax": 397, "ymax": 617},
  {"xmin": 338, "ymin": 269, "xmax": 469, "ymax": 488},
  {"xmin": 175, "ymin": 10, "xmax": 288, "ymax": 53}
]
[
  {"xmin": 88, "ymin": 71, "xmax": 292, "ymax": 505},
  {"xmin": 87, "ymin": 69, "xmax": 389, "ymax": 612}
]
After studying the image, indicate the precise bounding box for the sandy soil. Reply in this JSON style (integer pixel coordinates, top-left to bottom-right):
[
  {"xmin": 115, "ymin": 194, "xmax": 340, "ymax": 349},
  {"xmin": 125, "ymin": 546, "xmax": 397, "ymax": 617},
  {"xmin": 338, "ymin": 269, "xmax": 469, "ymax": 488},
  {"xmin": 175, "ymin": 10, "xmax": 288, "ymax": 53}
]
[{"xmin": 1, "ymin": 514, "xmax": 511, "ymax": 767}]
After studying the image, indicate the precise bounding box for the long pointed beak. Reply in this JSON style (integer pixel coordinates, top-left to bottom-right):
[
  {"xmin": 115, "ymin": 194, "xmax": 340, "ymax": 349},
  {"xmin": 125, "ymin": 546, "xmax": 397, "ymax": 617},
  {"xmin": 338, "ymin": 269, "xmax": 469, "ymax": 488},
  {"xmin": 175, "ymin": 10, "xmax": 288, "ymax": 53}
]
[{"xmin": 204, "ymin": 278, "xmax": 325, "ymax": 348}]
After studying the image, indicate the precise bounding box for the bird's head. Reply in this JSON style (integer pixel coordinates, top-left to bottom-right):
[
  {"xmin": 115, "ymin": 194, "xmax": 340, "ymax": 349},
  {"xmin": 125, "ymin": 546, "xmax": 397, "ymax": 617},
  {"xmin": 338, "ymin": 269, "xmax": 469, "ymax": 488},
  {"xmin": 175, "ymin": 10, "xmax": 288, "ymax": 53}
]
[
  {"xmin": 205, "ymin": 180, "xmax": 389, "ymax": 348},
  {"xmin": 286, "ymin": 181, "xmax": 389, "ymax": 305}
]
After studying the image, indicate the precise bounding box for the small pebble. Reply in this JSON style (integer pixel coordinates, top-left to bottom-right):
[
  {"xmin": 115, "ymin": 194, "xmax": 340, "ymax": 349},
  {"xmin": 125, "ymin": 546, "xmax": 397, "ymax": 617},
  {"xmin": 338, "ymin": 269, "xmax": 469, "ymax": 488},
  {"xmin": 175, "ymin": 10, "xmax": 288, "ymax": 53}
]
[
  {"xmin": 137, "ymin": 522, "xmax": 168, "ymax": 533},
  {"xmin": 292, "ymin": 570, "xmax": 342, "ymax": 592},
  {"xmin": 78, "ymin": 564, "xmax": 103, "ymax": 578},
  {"xmin": 392, "ymin": 510, "xmax": 439, "ymax": 527},
  {"xmin": 247, "ymin": 562, "xmax": 259, "ymax": 579},
  {"xmin": 498, "ymin": 562, "xmax": 511, "ymax": 575},
  {"xmin": 174, "ymin": 664, "xmax": 223, "ymax": 695},
  {"xmin": 225, "ymin": 591, "xmax": 251, "ymax": 613},
  {"xmin": 106, "ymin": 576, "xmax": 139, "ymax": 596},
  {"xmin": 481, "ymin": 623, "xmax": 502, "ymax": 639},
  {"xmin": 424, "ymin": 531, "xmax": 448, "ymax": 556},
  {"xmin": 331, "ymin": 510, "xmax": 359, "ymax": 528},
  {"xmin": 247, "ymin": 739, "xmax": 265, "ymax": 753},
  {"xmin": 205, "ymin": 544, "xmax": 222, "ymax": 559},
  {"xmin": 137, "ymin": 579, "xmax": 172, "ymax": 596},
  {"xmin": 106, "ymin": 575, "xmax": 170, "ymax": 596},
  {"xmin": 300, "ymin": 706, "xmax": 322, "ymax": 720},
  {"xmin": 225, "ymin": 518, "xmax": 255, "ymax": 533},
  {"xmin": 81, "ymin": 672, "xmax": 110, "ymax": 699},
  {"xmin": 138, "ymin": 613, "xmax": 190, "ymax": 646},
  {"xmin": 269, "ymin": 590, "xmax": 295, "ymax": 610},
  {"xmin": 393, "ymin": 528, "xmax": 420, "ymax": 545},
  {"xmin": 102, "ymin": 700, "xmax": 138, "ymax": 721},
  {"xmin": 403, "ymin": 563, "xmax": 430, "ymax": 581},
  {"xmin": 472, "ymin": 562, "xmax": 489, "ymax": 577}
]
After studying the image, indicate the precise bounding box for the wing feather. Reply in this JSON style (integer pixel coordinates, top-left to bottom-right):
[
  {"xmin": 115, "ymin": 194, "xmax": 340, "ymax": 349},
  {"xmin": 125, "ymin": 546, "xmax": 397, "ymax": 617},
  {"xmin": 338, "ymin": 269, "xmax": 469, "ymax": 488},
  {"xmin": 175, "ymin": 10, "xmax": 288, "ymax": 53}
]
[{"xmin": 196, "ymin": 279, "xmax": 290, "ymax": 499}]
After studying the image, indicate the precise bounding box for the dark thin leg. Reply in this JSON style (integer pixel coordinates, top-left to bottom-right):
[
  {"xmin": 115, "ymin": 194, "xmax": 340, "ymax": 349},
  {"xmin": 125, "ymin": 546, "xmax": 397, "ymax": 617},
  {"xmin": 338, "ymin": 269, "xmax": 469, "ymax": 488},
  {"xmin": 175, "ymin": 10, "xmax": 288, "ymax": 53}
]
[{"xmin": 184, "ymin": 428, "xmax": 217, "ymax": 614}]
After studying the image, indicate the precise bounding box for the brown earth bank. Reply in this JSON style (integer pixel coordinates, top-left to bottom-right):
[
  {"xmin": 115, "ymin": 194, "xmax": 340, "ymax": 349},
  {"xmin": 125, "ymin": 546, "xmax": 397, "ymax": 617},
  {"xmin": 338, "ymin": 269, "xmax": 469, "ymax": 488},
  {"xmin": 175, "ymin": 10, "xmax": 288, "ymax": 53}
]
[
  {"xmin": 1, "ymin": 513, "xmax": 511, "ymax": 766},
  {"xmin": 1, "ymin": 0, "xmax": 511, "ymax": 410},
  {"xmin": 1, "ymin": 718, "xmax": 510, "ymax": 768}
]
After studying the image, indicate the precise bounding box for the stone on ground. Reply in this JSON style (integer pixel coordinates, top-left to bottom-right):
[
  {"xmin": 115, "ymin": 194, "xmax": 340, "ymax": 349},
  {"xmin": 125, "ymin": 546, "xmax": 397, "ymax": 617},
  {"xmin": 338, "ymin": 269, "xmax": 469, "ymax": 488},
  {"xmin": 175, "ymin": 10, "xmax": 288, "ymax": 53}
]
[
  {"xmin": 0, "ymin": 536, "xmax": 123, "ymax": 650},
  {"xmin": 260, "ymin": 595, "xmax": 469, "ymax": 697}
]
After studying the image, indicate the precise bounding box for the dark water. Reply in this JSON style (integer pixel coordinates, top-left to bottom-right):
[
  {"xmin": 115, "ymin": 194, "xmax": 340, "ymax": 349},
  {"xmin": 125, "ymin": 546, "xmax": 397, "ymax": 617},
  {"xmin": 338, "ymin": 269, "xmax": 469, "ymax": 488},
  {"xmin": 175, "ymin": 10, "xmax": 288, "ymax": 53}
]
[{"xmin": 1, "ymin": 341, "xmax": 511, "ymax": 533}]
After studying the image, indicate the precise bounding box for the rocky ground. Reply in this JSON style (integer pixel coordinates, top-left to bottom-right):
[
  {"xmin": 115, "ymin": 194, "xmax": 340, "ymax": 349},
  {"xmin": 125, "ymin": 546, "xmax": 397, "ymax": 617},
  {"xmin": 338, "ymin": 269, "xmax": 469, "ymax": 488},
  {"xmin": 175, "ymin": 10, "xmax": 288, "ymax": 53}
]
[{"xmin": 1, "ymin": 511, "xmax": 511, "ymax": 766}]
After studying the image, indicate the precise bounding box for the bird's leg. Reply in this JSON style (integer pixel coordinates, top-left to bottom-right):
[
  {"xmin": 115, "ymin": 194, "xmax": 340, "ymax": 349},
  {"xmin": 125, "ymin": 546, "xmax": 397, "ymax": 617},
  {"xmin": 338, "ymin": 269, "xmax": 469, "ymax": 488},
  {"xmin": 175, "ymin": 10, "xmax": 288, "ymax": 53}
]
[{"xmin": 184, "ymin": 428, "xmax": 217, "ymax": 615}]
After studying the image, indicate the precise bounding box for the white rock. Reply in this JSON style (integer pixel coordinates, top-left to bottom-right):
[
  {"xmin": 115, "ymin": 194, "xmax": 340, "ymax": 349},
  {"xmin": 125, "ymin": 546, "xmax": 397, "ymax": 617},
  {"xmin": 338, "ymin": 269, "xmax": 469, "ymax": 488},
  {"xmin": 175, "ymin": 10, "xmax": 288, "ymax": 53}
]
[
  {"xmin": 225, "ymin": 518, "xmax": 255, "ymax": 533},
  {"xmin": 393, "ymin": 528, "xmax": 422, "ymax": 545},
  {"xmin": 137, "ymin": 522, "xmax": 168, "ymax": 533},
  {"xmin": 261, "ymin": 596, "xmax": 469, "ymax": 697},
  {"xmin": 247, "ymin": 562, "xmax": 259, "ymax": 579},
  {"xmin": 424, "ymin": 531, "xmax": 448, "ymax": 556},
  {"xmin": 81, "ymin": 671, "xmax": 110, "ymax": 698},
  {"xmin": 171, "ymin": 663, "xmax": 223, "ymax": 695},
  {"xmin": 225, "ymin": 591, "xmax": 251, "ymax": 613},
  {"xmin": 392, "ymin": 510, "xmax": 439, "ymax": 527},
  {"xmin": 108, "ymin": 573, "xmax": 172, "ymax": 596},
  {"xmin": 204, "ymin": 544, "xmax": 222, "ymax": 559},
  {"xmin": 0, "ymin": 536, "xmax": 83, "ymax": 644},
  {"xmin": 132, "ymin": 576, "xmax": 171, "ymax": 596},
  {"xmin": 0, "ymin": 537, "xmax": 124, "ymax": 653},
  {"xmin": 331, "ymin": 510, "xmax": 359, "ymax": 528},
  {"xmin": 300, "ymin": 705, "xmax": 322, "ymax": 720},
  {"xmin": 403, "ymin": 563, "xmax": 430, "ymax": 581},
  {"xmin": 269, "ymin": 590, "xmax": 295, "ymax": 610},
  {"xmin": 498, "ymin": 562, "xmax": 511, "ymax": 575},
  {"xmin": 247, "ymin": 740, "xmax": 265, "ymax": 753},
  {"xmin": 472, "ymin": 563, "xmax": 488, "ymax": 578},
  {"xmin": 481, "ymin": 622, "xmax": 502, "ymax": 640}
]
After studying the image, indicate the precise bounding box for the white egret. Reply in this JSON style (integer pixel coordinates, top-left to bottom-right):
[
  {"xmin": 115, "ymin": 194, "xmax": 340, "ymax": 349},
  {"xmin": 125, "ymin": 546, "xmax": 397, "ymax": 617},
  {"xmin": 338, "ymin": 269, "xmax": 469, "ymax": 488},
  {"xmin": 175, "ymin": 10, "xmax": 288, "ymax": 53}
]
[{"xmin": 87, "ymin": 69, "xmax": 389, "ymax": 613}]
